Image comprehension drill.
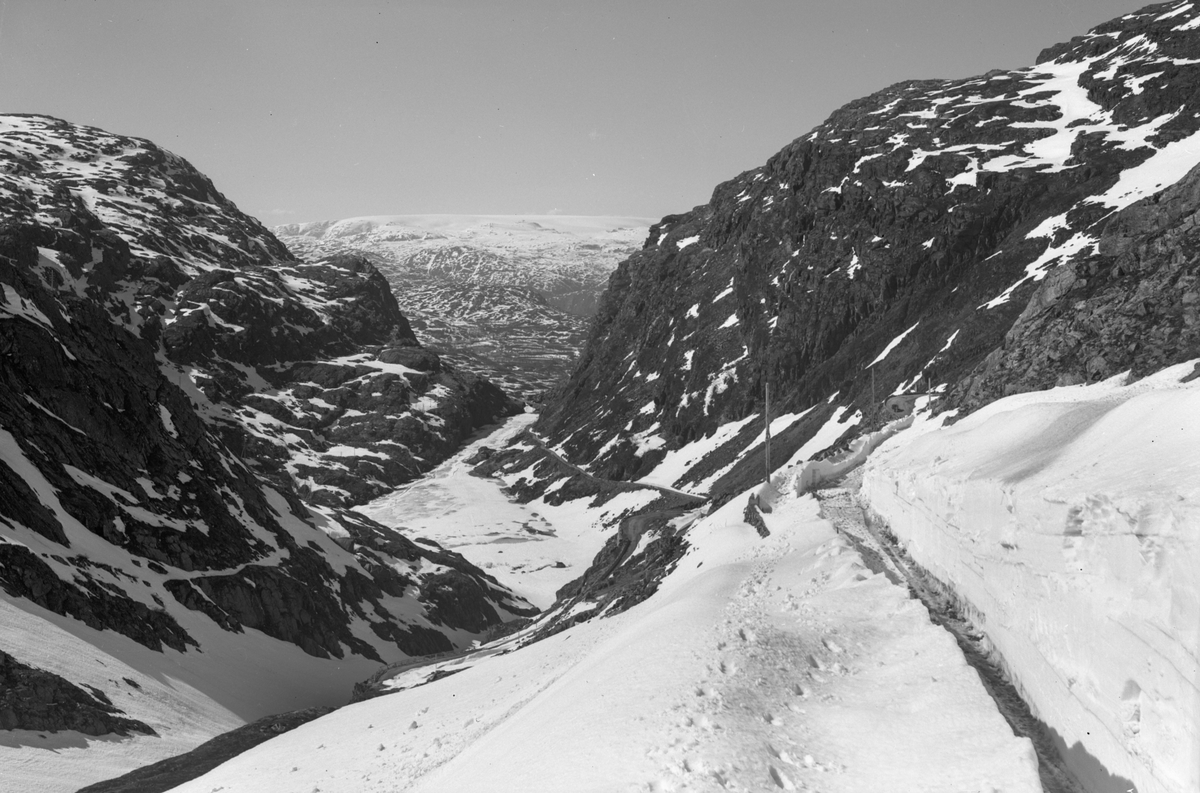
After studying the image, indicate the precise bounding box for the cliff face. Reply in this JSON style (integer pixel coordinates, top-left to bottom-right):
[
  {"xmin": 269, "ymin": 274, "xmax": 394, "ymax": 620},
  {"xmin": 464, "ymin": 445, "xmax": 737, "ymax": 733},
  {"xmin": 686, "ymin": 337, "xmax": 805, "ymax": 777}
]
[
  {"xmin": 535, "ymin": 1, "xmax": 1200, "ymax": 503},
  {"xmin": 0, "ymin": 114, "xmax": 534, "ymax": 736}
]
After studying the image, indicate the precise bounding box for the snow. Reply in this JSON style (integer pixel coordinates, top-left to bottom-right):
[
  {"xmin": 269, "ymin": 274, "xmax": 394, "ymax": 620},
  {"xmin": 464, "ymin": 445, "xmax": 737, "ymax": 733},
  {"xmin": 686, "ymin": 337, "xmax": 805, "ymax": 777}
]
[
  {"xmin": 158, "ymin": 404, "xmax": 179, "ymax": 438},
  {"xmin": 639, "ymin": 414, "xmax": 760, "ymax": 493},
  {"xmin": 0, "ymin": 598, "xmax": 241, "ymax": 793},
  {"xmin": 862, "ymin": 362, "xmax": 1200, "ymax": 793},
  {"xmin": 328, "ymin": 353, "xmax": 419, "ymax": 378},
  {"xmin": 981, "ymin": 231, "xmax": 1097, "ymax": 309},
  {"xmin": 1155, "ymin": 3, "xmax": 1192, "ymax": 22},
  {"xmin": 866, "ymin": 322, "xmax": 919, "ymax": 367},
  {"xmin": 781, "ymin": 406, "xmax": 862, "ymax": 470},
  {"xmin": 167, "ymin": 483, "xmax": 1040, "ymax": 793},
  {"xmin": 357, "ymin": 415, "xmax": 656, "ymax": 607},
  {"xmin": 0, "ymin": 283, "xmax": 54, "ymax": 329},
  {"xmin": 937, "ymin": 328, "xmax": 960, "ymax": 353},
  {"xmin": 1087, "ymin": 126, "xmax": 1200, "ymax": 211},
  {"xmin": 677, "ymin": 235, "xmax": 700, "ymax": 250},
  {"xmin": 844, "ymin": 252, "xmax": 862, "ymax": 278},
  {"xmin": 1026, "ymin": 212, "xmax": 1069, "ymax": 239}
]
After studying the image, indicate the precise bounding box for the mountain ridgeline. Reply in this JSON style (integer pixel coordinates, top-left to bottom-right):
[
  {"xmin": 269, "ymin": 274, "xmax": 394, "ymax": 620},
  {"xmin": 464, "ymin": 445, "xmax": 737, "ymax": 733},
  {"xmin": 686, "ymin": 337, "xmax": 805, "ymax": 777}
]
[{"xmin": 533, "ymin": 2, "xmax": 1200, "ymax": 505}]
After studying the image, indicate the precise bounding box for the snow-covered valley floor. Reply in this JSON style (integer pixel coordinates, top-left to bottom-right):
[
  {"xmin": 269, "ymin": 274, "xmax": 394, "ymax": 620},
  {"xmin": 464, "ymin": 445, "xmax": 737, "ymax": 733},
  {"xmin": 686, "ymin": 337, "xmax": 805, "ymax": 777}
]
[
  {"xmin": 169, "ymin": 483, "xmax": 1041, "ymax": 793},
  {"xmin": 356, "ymin": 413, "xmax": 658, "ymax": 608}
]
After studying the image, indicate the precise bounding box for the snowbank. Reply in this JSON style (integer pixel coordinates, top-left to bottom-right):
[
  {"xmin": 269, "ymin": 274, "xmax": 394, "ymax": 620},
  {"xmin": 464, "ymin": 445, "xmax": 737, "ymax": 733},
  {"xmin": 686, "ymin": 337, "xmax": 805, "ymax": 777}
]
[{"xmin": 861, "ymin": 363, "xmax": 1200, "ymax": 793}]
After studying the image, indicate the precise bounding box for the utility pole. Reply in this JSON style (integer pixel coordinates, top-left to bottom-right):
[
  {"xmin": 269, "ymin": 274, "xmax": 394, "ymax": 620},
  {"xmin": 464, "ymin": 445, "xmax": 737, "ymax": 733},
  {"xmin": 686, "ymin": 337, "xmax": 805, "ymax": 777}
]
[{"xmin": 764, "ymin": 379, "xmax": 772, "ymax": 485}]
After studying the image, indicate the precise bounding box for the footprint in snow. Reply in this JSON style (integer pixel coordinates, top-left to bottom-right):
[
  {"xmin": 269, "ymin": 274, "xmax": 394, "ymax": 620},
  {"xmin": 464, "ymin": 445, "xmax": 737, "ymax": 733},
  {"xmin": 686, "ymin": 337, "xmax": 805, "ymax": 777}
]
[{"xmin": 739, "ymin": 627, "xmax": 757, "ymax": 643}]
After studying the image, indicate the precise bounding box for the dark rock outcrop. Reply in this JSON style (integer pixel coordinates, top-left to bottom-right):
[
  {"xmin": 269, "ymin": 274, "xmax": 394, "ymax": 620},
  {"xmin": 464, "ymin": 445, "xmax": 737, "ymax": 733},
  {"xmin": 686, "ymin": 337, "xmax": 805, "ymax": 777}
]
[
  {"xmin": 0, "ymin": 650, "xmax": 154, "ymax": 736},
  {"xmin": 467, "ymin": 1, "xmax": 1200, "ymax": 634}
]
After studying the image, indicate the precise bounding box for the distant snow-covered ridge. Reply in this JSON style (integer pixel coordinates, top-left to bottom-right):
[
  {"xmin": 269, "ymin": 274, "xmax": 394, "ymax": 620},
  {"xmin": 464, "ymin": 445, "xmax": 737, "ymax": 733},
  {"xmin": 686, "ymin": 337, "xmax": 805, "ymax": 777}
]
[{"xmin": 274, "ymin": 214, "xmax": 652, "ymax": 399}]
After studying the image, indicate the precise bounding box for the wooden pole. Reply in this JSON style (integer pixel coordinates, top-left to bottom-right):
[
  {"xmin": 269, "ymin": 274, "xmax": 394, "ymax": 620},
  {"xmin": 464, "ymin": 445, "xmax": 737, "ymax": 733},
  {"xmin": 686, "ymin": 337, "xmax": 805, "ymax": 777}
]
[{"xmin": 764, "ymin": 380, "xmax": 772, "ymax": 485}]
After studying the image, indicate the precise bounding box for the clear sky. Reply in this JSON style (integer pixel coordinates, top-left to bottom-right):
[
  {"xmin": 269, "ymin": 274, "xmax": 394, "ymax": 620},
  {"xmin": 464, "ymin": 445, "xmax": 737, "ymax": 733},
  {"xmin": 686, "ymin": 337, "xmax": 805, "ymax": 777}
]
[{"xmin": 0, "ymin": 0, "xmax": 1154, "ymax": 224}]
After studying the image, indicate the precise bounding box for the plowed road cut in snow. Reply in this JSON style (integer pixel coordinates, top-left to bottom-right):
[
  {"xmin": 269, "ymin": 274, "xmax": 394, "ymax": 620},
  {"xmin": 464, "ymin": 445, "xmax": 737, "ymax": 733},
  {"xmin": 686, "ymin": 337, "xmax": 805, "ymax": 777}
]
[{"xmin": 816, "ymin": 475, "xmax": 1090, "ymax": 793}]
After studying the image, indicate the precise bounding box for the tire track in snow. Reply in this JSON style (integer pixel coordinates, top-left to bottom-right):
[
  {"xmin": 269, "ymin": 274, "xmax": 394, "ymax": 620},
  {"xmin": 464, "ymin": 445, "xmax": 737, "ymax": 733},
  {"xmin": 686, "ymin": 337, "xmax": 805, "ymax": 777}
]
[{"xmin": 814, "ymin": 475, "xmax": 1090, "ymax": 793}]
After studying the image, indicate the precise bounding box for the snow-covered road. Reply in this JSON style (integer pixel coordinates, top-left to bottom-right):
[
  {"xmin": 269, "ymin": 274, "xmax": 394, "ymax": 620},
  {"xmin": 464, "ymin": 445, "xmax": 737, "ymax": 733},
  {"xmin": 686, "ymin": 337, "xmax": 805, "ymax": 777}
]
[{"xmin": 169, "ymin": 485, "xmax": 1040, "ymax": 793}]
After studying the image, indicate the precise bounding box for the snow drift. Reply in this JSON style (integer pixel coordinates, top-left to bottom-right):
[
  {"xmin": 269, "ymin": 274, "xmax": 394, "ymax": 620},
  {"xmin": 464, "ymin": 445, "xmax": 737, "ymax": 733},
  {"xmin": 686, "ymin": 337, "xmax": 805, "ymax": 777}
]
[{"xmin": 862, "ymin": 361, "xmax": 1200, "ymax": 793}]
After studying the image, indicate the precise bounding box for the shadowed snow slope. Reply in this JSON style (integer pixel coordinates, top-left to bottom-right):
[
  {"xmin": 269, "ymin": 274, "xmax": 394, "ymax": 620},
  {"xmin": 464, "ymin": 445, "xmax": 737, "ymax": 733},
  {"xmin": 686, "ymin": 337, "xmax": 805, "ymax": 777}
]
[
  {"xmin": 862, "ymin": 360, "xmax": 1200, "ymax": 793},
  {"xmin": 167, "ymin": 487, "xmax": 1041, "ymax": 793}
]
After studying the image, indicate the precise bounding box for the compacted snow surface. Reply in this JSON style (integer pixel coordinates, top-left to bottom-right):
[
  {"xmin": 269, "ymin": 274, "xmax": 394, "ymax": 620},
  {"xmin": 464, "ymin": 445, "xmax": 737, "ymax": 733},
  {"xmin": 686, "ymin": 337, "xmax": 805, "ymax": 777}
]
[{"xmin": 169, "ymin": 477, "xmax": 1040, "ymax": 792}]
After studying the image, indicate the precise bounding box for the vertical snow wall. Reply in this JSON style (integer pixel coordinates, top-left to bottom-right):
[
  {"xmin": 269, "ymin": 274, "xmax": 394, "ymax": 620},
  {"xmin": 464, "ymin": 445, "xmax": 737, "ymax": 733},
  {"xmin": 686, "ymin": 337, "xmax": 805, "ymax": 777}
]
[{"xmin": 860, "ymin": 367, "xmax": 1200, "ymax": 793}]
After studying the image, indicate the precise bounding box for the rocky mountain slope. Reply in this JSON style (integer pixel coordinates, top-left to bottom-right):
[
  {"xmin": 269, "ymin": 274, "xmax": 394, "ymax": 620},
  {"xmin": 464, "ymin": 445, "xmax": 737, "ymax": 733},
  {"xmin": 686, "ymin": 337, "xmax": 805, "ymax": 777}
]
[
  {"xmin": 525, "ymin": 1, "xmax": 1200, "ymax": 505},
  {"xmin": 274, "ymin": 215, "xmax": 650, "ymax": 399},
  {"xmin": 457, "ymin": 3, "xmax": 1200, "ymax": 790},
  {"xmin": 0, "ymin": 114, "xmax": 534, "ymax": 790}
]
